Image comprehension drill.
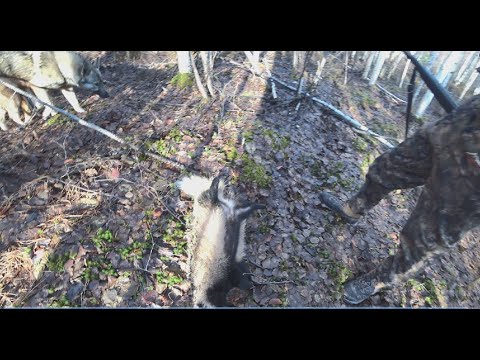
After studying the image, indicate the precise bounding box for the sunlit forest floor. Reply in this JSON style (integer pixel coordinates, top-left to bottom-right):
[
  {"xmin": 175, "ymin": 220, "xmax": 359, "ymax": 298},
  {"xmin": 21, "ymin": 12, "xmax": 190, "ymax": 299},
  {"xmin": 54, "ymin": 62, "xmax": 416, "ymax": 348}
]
[{"xmin": 1, "ymin": 51, "xmax": 479, "ymax": 308}]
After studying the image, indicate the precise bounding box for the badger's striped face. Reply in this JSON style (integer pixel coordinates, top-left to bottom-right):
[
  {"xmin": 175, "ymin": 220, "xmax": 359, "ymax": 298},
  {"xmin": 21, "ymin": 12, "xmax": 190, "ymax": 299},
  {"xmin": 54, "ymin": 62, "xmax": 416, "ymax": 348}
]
[{"xmin": 177, "ymin": 174, "xmax": 265, "ymax": 307}]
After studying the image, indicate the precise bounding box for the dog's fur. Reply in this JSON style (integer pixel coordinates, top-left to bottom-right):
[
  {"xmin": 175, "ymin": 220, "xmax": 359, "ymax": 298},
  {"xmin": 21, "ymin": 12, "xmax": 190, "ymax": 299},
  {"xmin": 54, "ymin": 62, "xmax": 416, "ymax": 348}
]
[
  {"xmin": 177, "ymin": 175, "xmax": 264, "ymax": 307},
  {"xmin": 0, "ymin": 77, "xmax": 32, "ymax": 131},
  {"xmin": 0, "ymin": 51, "xmax": 109, "ymax": 119}
]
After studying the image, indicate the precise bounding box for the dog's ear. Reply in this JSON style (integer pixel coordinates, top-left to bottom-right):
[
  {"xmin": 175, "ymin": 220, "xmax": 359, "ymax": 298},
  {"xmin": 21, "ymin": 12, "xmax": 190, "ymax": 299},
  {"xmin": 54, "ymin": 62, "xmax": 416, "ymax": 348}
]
[{"xmin": 208, "ymin": 175, "xmax": 223, "ymax": 204}]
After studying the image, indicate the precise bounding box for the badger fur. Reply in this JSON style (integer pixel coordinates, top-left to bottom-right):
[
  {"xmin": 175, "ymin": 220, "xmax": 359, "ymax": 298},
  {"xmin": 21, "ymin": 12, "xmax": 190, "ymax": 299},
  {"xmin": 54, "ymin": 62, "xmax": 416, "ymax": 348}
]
[{"xmin": 177, "ymin": 174, "xmax": 264, "ymax": 307}]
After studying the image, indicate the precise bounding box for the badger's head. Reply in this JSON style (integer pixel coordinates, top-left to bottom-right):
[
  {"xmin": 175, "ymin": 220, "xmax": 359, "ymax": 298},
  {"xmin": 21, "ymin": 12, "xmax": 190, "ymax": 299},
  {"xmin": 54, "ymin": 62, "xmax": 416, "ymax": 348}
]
[{"xmin": 177, "ymin": 174, "xmax": 265, "ymax": 307}]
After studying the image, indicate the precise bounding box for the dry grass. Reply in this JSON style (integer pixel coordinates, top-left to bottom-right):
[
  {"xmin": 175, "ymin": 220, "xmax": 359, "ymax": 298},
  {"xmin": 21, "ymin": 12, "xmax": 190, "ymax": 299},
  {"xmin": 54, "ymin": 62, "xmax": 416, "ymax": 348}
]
[{"xmin": 0, "ymin": 246, "xmax": 34, "ymax": 307}]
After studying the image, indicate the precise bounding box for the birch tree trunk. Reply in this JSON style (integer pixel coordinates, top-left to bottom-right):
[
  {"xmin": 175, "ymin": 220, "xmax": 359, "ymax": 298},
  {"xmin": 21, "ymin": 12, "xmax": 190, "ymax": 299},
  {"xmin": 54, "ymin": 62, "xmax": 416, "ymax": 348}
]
[
  {"xmin": 413, "ymin": 51, "xmax": 440, "ymax": 102},
  {"xmin": 399, "ymin": 51, "xmax": 417, "ymax": 88},
  {"xmin": 293, "ymin": 51, "xmax": 299, "ymax": 72},
  {"xmin": 386, "ymin": 51, "xmax": 404, "ymax": 79},
  {"xmin": 416, "ymin": 52, "xmax": 463, "ymax": 117},
  {"xmin": 189, "ymin": 52, "xmax": 209, "ymax": 99},
  {"xmin": 313, "ymin": 58, "xmax": 327, "ymax": 87},
  {"xmin": 244, "ymin": 51, "xmax": 262, "ymax": 75},
  {"xmin": 177, "ymin": 51, "xmax": 192, "ymax": 74},
  {"xmin": 473, "ymin": 83, "xmax": 480, "ymax": 96},
  {"xmin": 362, "ymin": 51, "xmax": 377, "ymax": 80},
  {"xmin": 200, "ymin": 51, "xmax": 215, "ymax": 97},
  {"xmin": 453, "ymin": 51, "xmax": 474, "ymax": 84},
  {"xmin": 456, "ymin": 51, "xmax": 479, "ymax": 86},
  {"xmin": 378, "ymin": 51, "xmax": 391, "ymax": 79},
  {"xmin": 460, "ymin": 58, "xmax": 480, "ymax": 99},
  {"xmin": 368, "ymin": 51, "xmax": 388, "ymax": 85},
  {"xmin": 344, "ymin": 51, "xmax": 348, "ymax": 85}
]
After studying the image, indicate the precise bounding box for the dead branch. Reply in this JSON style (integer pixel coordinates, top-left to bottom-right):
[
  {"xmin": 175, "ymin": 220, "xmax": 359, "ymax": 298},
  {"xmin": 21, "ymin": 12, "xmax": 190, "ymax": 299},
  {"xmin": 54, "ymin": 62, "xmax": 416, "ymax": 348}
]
[
  {"xmin": 251, "ymin": 278, "xmax": 294, "ymax": 286},
  {"xmin": 376, "ymin": 83, "xmax": 407, "ymax": 104},
  {"xmin": 269, "ymin": 75, "xmax": 395, "ymax": 148},
  {"xmin": 222, "ymin": 57, "xmax": 395, "ymax": 149}
]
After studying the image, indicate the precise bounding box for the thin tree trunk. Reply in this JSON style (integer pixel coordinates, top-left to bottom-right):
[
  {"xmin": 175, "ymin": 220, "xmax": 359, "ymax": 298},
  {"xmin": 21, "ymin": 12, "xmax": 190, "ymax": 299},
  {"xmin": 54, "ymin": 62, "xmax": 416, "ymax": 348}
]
[
  {"xmin": 413, "ymin": 51, "xmax": 440, "ymax": 102},
  {"xmin": 313, "ymin": 58, "xmax": 327, "ymax": 87},
  {"xmin": 293, "ymin": 51, "xmax": 298, "ymax": 72},
  {"xmin": 399, "ymin": 51, "xmax": 417, "ymax": 88},
  {"xmin": 344, "ymin": 51, "xmax": 348, "ymax": 85},
  {"xmin": 200, "ymin": 51, "xmax": 215, "ymax": 97},
  {"xmin": 189, "ymin": 52, "xmax": 209, "ymax": 99}
]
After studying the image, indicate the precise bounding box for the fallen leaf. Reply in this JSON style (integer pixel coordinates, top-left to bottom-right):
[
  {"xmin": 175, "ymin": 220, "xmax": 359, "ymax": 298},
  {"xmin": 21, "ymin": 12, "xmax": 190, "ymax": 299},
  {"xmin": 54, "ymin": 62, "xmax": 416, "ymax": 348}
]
[
  {"xmin": 107, "ymin": 168, "xmax": 121, "ymax": 180},
  {"xmin": 269, "ymin": 298, "xmax": 283, "ymax": 306},
  {"xmin": 153, "ymin": 208, "xmax": 163, "ymax": 218}
]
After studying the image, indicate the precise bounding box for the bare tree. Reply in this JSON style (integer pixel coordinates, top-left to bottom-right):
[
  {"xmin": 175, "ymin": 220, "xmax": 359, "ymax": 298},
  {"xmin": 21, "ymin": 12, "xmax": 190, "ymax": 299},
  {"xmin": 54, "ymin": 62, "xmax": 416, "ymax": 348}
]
[{"xmin": 200, "ymin": 51, "xmax": 216, "ymax": 97}]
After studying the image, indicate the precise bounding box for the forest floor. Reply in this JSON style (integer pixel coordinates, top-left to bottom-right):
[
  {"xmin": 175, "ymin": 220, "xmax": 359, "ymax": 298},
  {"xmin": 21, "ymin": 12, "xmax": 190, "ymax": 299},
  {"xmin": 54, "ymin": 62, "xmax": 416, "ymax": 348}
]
[{"xmin": 1, "ymin": 51, "xmax": 480, "ymax": 308}]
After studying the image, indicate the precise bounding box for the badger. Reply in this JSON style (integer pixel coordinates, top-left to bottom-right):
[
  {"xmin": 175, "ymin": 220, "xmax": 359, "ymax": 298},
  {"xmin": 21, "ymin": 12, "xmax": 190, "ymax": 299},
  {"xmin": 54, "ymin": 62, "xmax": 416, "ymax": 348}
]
[{"xmin": 177, "ymin": 174, "xmax": 265, "ymax": 307}]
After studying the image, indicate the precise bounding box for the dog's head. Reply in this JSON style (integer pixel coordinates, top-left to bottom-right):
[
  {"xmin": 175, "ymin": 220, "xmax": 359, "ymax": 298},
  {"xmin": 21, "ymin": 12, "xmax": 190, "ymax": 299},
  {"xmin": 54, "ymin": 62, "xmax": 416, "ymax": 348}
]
[{"xmin": 79, "ymin": 58, "xmax": 110, "ymax": 98}]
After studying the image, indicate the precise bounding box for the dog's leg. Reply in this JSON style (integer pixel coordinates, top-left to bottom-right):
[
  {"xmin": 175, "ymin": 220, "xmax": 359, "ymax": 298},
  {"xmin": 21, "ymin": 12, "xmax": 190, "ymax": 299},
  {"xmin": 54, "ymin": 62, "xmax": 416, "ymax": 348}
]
[
  {"xmin": 0, "ymin": 109, "xmax": 8, "ymax": 131},
  {"xmin": 61, "ymin": 88, "xmax": 85, "ymax": 113},
  {"xmin": 30, "ymin": 86, "xmax": 57, "ymax": 119},
  {"xmin": 6, "ymin": 106, "xmax": 25, "ymax": 127}
]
